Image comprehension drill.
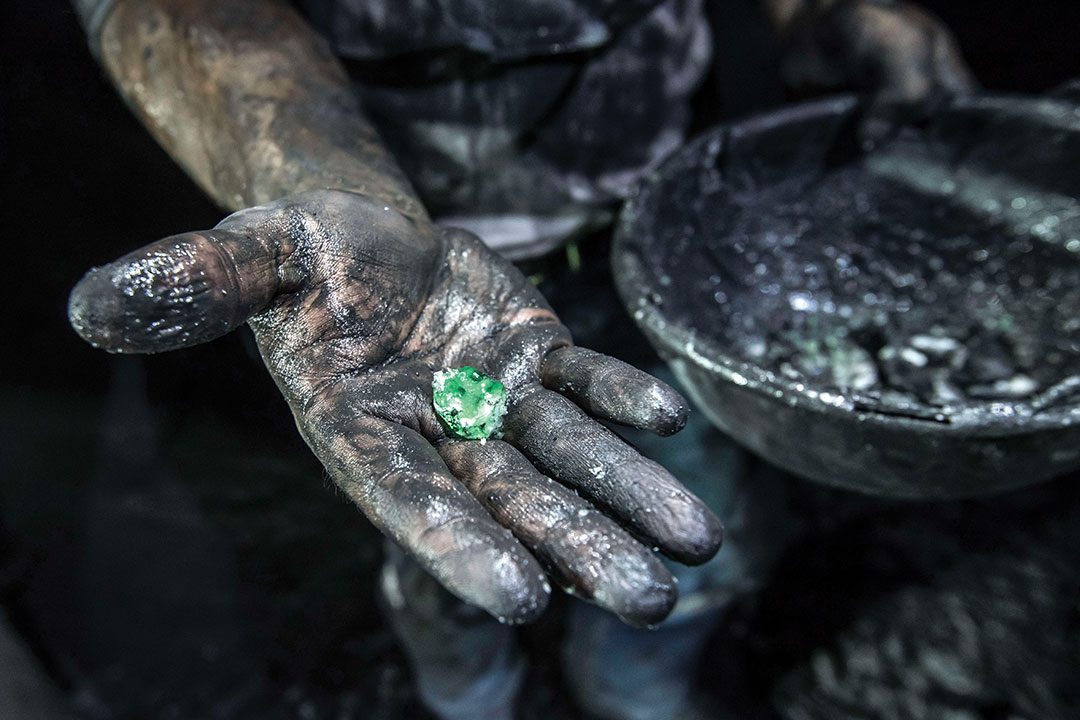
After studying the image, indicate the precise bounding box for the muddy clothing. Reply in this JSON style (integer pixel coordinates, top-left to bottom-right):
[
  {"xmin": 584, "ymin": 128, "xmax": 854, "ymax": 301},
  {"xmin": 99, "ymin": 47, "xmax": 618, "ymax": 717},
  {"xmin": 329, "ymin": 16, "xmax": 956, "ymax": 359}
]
[
  {"xmin": 296, "ymin": 0, "xmax": 711, "ymax": 257},
  {"xmin": 75, "ymin": 0, "xmax": 710, "ymax": 256}
]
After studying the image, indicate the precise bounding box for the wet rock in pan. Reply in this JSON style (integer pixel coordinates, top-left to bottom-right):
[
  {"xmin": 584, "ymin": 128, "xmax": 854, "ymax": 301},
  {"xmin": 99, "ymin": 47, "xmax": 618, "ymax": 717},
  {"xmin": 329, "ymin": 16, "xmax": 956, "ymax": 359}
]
[{"xmin": 655, "ymin": 128, "xmax": 1080, "ymax": 408}]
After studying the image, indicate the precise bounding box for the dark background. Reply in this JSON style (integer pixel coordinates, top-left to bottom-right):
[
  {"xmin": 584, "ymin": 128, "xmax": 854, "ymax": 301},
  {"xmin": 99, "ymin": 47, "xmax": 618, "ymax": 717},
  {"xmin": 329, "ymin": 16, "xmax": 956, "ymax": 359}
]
[{"xmin": 1, "ymin": 1, "xmax": 1079, "ymax": 718}]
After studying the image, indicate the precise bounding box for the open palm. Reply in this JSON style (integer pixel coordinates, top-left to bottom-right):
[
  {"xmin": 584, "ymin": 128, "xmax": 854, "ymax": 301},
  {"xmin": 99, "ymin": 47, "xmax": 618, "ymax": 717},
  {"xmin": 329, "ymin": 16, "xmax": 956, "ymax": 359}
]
[{"xmin": 69, "ymin": 190, "xmax": 721, "ymax": 626}]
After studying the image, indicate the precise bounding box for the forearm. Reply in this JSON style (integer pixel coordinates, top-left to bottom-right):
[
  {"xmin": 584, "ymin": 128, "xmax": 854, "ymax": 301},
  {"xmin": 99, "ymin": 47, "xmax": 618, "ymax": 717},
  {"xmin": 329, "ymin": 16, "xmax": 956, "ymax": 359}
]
[
  {"xmin": 79, "ymin": 0, "xmax": 426, "ymax": 222},
  {"xmin": 759, "ymin": 0, "xmax": 974, "ymax": 101}
]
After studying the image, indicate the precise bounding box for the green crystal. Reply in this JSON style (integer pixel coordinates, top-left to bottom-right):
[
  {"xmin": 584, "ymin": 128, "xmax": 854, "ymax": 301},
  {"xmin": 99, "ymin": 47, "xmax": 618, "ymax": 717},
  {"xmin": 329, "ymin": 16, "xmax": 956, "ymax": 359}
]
[{"xmin": 432, "ymin": 366, "xmax": 508, "ymax": 440}]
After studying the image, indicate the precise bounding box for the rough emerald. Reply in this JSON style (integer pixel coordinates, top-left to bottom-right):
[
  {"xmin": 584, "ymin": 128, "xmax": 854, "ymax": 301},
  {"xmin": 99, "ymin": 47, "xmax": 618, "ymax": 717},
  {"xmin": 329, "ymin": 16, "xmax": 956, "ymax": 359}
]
[{"xmin": 432, "ymin": 366, "xmax": 507, "ymax": 440}]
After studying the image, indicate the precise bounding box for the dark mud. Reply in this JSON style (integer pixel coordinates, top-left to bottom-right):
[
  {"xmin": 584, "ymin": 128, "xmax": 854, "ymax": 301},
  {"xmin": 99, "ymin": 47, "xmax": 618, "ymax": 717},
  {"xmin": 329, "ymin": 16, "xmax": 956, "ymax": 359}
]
[{"xmin": 648, "ymin": 125, "xmax": 1080, "ymax": 409}]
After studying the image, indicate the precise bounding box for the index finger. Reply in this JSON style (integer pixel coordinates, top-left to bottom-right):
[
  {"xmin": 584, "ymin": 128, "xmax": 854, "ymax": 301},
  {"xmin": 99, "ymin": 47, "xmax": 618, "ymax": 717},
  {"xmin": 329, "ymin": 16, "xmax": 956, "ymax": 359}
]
[{"xmin": 301, "ymin": 384, "xmax": 551, "ymax": 624}]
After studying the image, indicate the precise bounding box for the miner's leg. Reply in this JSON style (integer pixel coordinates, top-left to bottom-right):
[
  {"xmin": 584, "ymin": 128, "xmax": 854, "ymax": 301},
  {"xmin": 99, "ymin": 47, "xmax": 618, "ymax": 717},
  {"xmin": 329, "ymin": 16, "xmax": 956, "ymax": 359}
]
[
  {"xmin": 563, "ymin": 599, "xmax": 723, "ymax": 720},
  {"xmin": 379, "ymin": 540, "xmax": 525, "ymax": 720},
  {"xmin": 562, "ymin": 378, "xmax": 790, "ymax": 720}
]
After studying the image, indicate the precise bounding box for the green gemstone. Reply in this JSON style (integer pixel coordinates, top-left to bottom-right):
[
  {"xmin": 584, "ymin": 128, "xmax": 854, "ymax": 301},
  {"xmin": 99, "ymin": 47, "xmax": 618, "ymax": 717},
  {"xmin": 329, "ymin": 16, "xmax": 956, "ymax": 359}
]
[{"xmin": 432, "ymin": 366, "xmax": 508, "ymax": 440}]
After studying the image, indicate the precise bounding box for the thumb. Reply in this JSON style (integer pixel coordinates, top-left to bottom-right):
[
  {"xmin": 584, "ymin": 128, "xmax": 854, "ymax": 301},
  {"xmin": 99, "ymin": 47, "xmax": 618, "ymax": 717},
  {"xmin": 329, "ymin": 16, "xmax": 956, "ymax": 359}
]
[{"xmin": 68, "ymin": 206, "xmax": 289, "ymax": 354}]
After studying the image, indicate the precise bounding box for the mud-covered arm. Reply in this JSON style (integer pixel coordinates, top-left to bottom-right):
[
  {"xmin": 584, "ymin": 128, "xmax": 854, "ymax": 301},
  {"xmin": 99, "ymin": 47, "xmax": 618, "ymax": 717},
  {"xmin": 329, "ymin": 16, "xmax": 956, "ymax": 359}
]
[
  {"xmin": 761, "ymin": 0, "xmax": 976, "ymax": 116},
  {"xmin": 70, "ymin": 1, "xmax": 722, "ymax": 628},
  {"xmin": 74, "ymin": 0, "xmax": 425, "ymax": 222}
]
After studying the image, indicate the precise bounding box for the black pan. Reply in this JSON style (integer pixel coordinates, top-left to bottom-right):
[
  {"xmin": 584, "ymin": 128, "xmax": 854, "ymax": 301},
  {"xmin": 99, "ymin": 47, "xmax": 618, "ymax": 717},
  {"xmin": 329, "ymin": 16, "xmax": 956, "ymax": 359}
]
[{"xmin": 614, "ymin": 90, "xmax": 1080, "ymax": 498}]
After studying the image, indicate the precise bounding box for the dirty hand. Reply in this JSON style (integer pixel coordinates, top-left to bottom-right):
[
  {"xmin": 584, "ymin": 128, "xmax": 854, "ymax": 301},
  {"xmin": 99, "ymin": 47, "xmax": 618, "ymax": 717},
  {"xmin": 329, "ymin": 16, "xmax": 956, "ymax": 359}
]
[
  {"xmin": 68, "ymin": 189, "xmax": 722, "ymax": 627},
  {"xmin": 780, "ymin": 0, "xmax": 976, "ymax": 132}
]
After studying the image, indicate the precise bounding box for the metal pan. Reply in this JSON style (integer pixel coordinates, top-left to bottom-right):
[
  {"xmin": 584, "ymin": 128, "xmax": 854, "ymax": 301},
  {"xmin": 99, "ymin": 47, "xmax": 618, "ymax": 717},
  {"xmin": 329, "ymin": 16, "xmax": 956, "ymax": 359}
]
[{"xmin": 614, "ymin": 91, "xmax": 1080, "ymax": 498}]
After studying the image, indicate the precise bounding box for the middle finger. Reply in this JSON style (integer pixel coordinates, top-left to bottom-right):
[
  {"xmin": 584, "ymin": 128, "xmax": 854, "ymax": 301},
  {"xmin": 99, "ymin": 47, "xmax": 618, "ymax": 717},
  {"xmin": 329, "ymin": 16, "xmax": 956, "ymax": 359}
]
[
  {"xmin": 440, "ymin": 438, "xmax": 678, "ymax": 627},
  {"xmin": 501, "ymin": 388, "xmax": 723, "ymax": 566}
]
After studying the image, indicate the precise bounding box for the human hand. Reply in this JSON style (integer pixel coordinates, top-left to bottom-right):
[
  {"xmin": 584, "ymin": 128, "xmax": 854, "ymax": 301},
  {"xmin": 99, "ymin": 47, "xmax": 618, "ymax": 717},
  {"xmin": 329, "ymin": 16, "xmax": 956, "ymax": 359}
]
[
  {"xmin": 779, "ymin": 0, "xmax": 976, "ymax": 136},
  {"xmin": 68, "ymin": 190, "xmax": 722, "ymax": 627}
]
